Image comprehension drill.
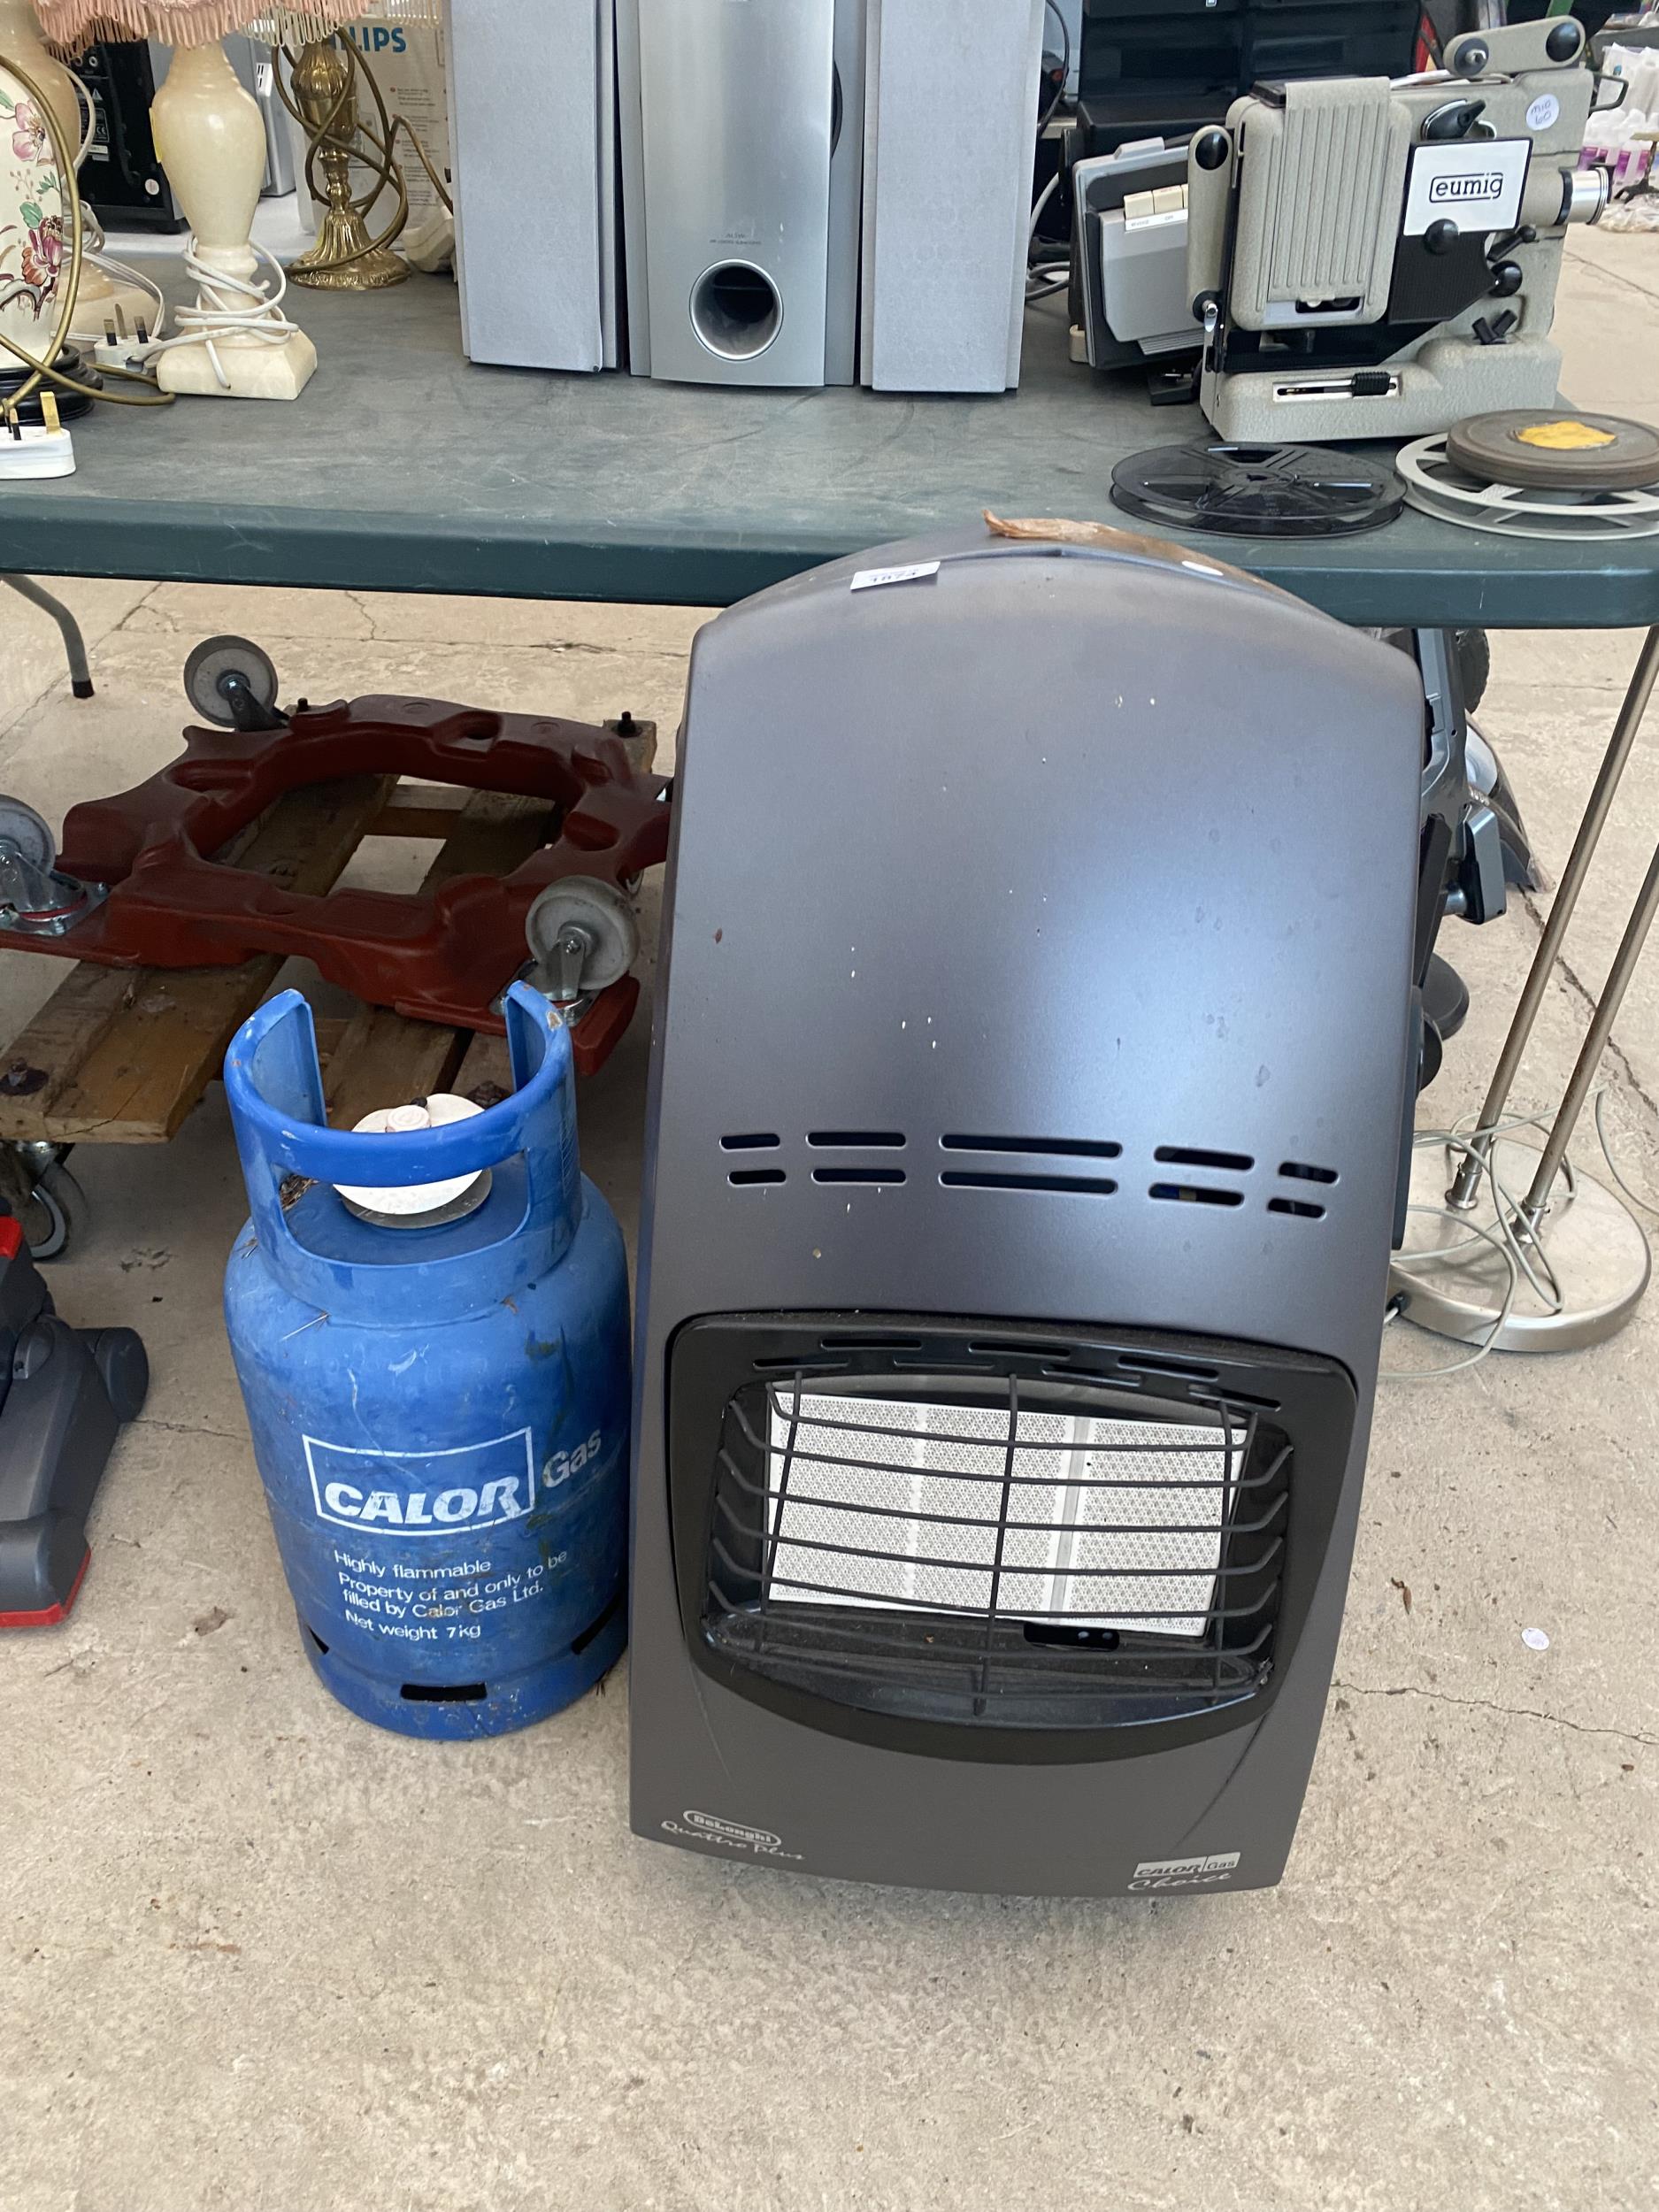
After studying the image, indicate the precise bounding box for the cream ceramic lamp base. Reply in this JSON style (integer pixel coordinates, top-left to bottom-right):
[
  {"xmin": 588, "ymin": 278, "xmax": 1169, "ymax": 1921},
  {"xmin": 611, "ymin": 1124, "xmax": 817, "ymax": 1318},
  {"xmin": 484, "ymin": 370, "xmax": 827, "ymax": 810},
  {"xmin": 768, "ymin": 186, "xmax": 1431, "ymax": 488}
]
[
  {"xmin": 150, "ymin": 39, "xmax": 314, "ymax": 400},
  {"xmin": 156, "ymin": 301, "xmax": 316, "ymax": 395}
]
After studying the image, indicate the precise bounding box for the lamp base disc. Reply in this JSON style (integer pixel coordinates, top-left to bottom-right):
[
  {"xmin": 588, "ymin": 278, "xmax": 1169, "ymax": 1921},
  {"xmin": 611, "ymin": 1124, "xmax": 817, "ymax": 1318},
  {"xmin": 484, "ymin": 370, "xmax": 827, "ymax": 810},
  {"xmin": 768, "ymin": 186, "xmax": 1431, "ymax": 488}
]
[{"xmin": 1389, "ymin": 1137, "xmax": 1652, "ymax": 1354}]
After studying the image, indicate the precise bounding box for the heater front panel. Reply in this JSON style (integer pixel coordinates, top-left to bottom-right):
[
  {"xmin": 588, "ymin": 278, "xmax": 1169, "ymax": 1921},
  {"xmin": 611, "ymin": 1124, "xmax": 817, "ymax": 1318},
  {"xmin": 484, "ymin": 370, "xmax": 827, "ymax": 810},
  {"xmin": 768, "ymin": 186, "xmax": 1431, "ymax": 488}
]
[
  {"xmin": 629, "ymin": 532, "xmax": 1421, "ymax": 1893},
  {"xmin": 668, "ymin": 1314, "xmax": 1353, "ymax": 1763},
  {"xmin": 636, "ymin": 535, "xmax": 1425, "ymax": 1386}
]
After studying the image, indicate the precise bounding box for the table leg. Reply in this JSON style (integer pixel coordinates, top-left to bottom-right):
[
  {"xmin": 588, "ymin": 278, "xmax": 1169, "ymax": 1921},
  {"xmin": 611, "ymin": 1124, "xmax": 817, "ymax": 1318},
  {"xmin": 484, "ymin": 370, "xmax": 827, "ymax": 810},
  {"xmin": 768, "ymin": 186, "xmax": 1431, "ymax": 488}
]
[{"xmin": 1, "ymin": 574, "xmax": 95, "ymax": 699}]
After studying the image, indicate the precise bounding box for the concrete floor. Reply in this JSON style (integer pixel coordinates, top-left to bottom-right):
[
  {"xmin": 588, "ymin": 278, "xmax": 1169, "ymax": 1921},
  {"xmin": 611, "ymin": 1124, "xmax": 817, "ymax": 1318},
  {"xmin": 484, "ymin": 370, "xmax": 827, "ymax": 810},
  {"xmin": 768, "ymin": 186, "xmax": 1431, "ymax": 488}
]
[{"xmin": 3, "ymin": 233, "xmax": 1658, "ymax": 2212}]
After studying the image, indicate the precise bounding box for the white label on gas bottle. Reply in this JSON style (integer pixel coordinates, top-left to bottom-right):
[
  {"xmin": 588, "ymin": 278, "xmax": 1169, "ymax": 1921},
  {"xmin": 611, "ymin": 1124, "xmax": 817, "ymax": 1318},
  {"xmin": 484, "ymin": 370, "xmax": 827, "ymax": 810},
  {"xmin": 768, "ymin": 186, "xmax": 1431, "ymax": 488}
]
[{"xmin": 303, "ymin": 1427, "xmax": 535, "ymax": 1535}]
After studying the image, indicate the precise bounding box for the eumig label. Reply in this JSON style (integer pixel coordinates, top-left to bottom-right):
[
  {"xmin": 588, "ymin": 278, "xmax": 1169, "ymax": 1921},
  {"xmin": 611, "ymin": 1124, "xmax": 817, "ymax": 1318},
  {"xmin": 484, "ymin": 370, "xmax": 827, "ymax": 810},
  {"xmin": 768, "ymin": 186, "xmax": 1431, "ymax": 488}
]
[
  {"xmin": 1130, "ymin": 1852, "xmax": 1241, "ymax": 1891},
  {"xmin": 304, "ymin": 1429, "xmax": 536, "ymax": 1535},
  {"xmin": 1403, "ymin": 139, "xmax": 1529, "ymax": 238},
  {"xmin": 1428, "ymin": 172, "xmax": 1504, "ymax": 204}
]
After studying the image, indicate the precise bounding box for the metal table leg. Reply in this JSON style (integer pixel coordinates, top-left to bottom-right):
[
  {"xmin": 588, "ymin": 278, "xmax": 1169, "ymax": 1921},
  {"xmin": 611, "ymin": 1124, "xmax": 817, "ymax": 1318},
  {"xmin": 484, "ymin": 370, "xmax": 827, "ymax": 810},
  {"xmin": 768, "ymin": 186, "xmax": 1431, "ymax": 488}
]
[
  {"xmin": 1391, "ymin": 626, "xmax": 1659, "ymax": 1354},
  {"xmin": 2, "ymin": 574, "xmax": 95, "ymax": 699}
]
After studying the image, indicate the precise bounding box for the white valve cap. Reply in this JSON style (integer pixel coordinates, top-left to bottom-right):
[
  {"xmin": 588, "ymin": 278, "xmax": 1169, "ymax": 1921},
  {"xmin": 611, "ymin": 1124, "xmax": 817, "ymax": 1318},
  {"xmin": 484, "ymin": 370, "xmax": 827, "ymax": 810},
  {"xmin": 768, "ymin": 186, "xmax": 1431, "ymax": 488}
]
[{"xmin": 333, "ymin": 1093, "xmax": 488, "ymax": 1220}]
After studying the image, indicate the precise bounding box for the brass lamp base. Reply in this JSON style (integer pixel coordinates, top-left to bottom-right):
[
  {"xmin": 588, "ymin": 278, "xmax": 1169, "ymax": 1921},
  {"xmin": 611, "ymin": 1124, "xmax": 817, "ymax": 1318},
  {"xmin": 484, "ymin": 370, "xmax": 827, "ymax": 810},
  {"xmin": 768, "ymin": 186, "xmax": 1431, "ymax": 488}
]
[
  {"xmin": 283, "ymin": 35, "xmax": 412, "ymax": 292},
  {"xmin": 289, "ymin": 205, "xmax": 408, "ymax": 290}
]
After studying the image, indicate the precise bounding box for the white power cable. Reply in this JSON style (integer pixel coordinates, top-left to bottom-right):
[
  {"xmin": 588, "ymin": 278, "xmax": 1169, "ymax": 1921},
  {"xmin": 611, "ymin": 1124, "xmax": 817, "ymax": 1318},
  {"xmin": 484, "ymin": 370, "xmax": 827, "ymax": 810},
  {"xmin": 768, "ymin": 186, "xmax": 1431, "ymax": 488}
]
[
  {"xmin": 86, "ymin": 247, "xmax": 167, "ymax": 338},
  {"xmin": 68, "ymin": 68, "xmax": 97, "ymax": 168},
  {"xmin": 1593, "ymin": 1085, "xmax": 1659, "ymax": 1219},
  {"xmin": 134, "ymin": 241, "xmax": 300, "ymax": 390},
  {"xmin": 1026, "ymin": 171, "xmax": 1069, "ymax": 301}
]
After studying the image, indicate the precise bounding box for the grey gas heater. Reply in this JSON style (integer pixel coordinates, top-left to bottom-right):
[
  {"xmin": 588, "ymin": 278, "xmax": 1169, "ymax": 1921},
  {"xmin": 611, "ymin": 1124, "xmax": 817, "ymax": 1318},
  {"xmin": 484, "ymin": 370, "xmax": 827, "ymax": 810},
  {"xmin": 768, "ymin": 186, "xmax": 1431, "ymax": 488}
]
[{"xmin": 630, "ymin": 527, "xmax": 1425, "ymax": 1897}]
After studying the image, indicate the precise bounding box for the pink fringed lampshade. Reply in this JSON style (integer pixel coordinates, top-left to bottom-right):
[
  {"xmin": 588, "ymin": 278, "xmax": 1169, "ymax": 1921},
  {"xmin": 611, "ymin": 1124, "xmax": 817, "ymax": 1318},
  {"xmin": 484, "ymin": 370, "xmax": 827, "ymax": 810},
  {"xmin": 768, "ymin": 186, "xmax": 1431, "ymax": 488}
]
[{"xmin": 30, "ymin": 0, "xmax": 434, "ymax": 49}]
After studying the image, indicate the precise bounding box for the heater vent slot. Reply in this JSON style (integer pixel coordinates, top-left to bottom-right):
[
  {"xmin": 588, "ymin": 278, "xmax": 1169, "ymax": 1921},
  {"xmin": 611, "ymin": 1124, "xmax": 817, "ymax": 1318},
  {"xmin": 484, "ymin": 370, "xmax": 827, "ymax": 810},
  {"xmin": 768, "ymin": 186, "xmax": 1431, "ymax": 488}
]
[
  {"xmin": 751, "ymin": 1353, "xmax": 851, "ymax": 1374},
  {"xmin": 808, "ymin": 1131, "xmax": 906, "ymax": 1149},
  {"xmin": 729, "ymin": 1168, "xmax": 786, "ymax": 1187},
  {"xmin": 721, "ymin": 1133, "xmax": 780, "ymax": 1152},
  {"xmin": 1148, "ymin": 1183, "xmax": 1244, "ymax": 1207},
  {"xmin": 941, "ymin": 1171, "xmax": 1118, "ymax": 1197},
  {"xmin": 970, "ymin": 1340, "xmax": 1083, "ymax": 1361},
  {"xmin": 1279, "ymin": 1160, "xmax": 1338, "ymax": 1184},
  {"xmin": 1121, "ymin": 1353, "xmax": 1221, "ymax": 1383},
  {"xmin": 941, "ymin": 1135, "xmax": 1122, "ymax": 1159},
  {"xmin": 1268, "ymin": 1196, "xmax": 1325, "ymax": 1220},
  {"xmin": 813, "ymin": 1167, "xmax": 906, "ymax": 1186},
  {"xmin": 1154, "ymin": 1145, "xmax": 1255, "ymax": 1172},
  {"xmin": 820, "ymin": 1333, "xmax": 927, "ymax": 1352}
]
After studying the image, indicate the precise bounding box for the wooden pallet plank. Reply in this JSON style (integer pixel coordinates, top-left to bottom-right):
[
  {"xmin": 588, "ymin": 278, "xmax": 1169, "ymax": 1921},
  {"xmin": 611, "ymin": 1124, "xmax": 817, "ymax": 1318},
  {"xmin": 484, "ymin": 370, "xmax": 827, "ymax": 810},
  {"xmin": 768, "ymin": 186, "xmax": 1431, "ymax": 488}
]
[
  {"xmin": 452, "ymin": 1029, "xmax": 513, "ymax": 1104},
  {"xmin": 366, "ymin": 785, "xmax": 472, "ymax": 840},
  {"xmin": 0, "ymin": 774, "xmax": 395, "ymax": 1145},
  {"xmin": 362, "ymin": 717, "xmax": 658, "ymax": 846},
  {"xmin": 321, "ymin": 791, "xmax": 554, "ymax": 1132},
  {"xmin": 0, "ymin": 713, "xmax": 652, "ymax": 1148}
]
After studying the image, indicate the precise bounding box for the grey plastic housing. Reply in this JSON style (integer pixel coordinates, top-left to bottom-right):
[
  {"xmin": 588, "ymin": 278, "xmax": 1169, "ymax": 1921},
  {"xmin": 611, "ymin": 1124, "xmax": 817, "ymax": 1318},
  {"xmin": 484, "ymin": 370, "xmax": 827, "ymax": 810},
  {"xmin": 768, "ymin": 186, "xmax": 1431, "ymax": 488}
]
[
  {"xmin": 0, "ymin": 1233, "xmax": 148, "ymax": 1619},
  {"xmin": 628, "ymin": 528, "xmax": 1425, "ymax": 1896}
]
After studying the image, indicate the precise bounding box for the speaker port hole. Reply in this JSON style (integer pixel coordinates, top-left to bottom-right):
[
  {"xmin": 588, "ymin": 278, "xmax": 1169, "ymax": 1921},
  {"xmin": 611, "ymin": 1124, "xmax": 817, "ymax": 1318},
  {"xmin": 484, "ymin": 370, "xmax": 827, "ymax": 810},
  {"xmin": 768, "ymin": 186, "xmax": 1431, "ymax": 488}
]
[{"xmin": 690, "ymin": 261, "xmax": 782, "ymax": 361}]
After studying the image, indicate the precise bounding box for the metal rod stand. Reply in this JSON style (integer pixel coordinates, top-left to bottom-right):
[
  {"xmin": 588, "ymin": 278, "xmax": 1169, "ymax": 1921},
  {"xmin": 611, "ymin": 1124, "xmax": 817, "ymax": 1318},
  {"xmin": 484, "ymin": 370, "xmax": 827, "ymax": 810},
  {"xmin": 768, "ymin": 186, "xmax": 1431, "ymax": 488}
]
[
  {"xmin": 1449, "ymin": 625, "xmax": 1659, "ymax": 1208},
  {"xmin": 1520, "ymin": 834, "xmax": 1659, "ymax": 1225},
  {"xmin": 1391, "ymin": 627, "xmax": 1659, "ymax": 1356}
]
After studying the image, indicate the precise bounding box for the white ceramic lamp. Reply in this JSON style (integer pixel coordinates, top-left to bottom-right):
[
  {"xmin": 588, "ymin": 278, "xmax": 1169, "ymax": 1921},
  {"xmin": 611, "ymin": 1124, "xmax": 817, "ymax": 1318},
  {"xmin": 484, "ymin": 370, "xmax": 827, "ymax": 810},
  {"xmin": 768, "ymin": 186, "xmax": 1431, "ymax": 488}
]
[
  {"xmin": 0, "ymin": 0, "xmax": 185, "ymax": 350},
  {"xmin": 30, "ymin": 0, "xmax": 316, "ymax": 397},
  {"xmin": 0, "ymin": 27, "xmax": 71, "ymax": 381}
]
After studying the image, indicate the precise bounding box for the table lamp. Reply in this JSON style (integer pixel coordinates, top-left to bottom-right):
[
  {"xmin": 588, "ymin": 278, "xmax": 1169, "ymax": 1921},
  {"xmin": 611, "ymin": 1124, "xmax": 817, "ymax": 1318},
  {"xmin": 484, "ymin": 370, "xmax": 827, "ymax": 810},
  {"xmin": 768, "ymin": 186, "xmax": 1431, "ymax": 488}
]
[
  {"xmin": 0, "ymin": 0, "xmax": 149, "ymax": 357},
  {"xmin": 29, "ymin": 0, "xmax": 318, "ymax": 397},
  {"xmin": 0, "ymin": 28, "xmax": 72, "ymax": 416},
  {"xmin": 255, "ymin": 1, "xmax": 447, "ymax": 290}
]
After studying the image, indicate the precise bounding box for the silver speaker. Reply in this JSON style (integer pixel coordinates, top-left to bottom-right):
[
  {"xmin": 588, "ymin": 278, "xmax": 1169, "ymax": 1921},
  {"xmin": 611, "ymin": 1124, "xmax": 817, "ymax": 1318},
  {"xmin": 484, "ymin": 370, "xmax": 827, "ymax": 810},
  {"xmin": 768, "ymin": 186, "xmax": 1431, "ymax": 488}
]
[{"xmin": 624, "ymin": 0, "xmax": 864, "ymax": 388}]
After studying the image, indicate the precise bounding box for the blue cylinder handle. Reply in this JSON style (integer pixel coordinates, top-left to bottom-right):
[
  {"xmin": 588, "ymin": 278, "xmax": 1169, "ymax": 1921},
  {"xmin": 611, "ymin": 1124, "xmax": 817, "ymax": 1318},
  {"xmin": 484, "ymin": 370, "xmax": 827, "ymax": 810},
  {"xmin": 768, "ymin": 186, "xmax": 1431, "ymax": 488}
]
[
  {"xmin": 227, "ymin": 983, "xmax": 568, "ymax": 1185},
  {"xmin": 224, "ymin": 982, "xmax": 581, "ymax": 1319}
]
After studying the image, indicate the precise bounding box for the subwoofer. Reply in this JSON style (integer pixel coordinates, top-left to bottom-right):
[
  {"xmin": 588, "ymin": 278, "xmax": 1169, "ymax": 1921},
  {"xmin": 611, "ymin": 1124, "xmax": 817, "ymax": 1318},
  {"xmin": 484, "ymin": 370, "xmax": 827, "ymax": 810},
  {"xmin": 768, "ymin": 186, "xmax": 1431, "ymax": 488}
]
[
  {"xmin": 622, "ymin": 0, "xmax": 864, "ymax": 387},
  {"xmin": 629, "ymin": 526, "xmax": 1425, "ymax": 1896}
]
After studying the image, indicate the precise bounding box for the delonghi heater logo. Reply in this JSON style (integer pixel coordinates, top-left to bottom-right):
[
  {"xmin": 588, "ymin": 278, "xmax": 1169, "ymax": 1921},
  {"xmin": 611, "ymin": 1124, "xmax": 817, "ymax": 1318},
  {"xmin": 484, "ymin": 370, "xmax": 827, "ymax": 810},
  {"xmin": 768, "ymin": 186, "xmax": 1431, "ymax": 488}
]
[
  {"xmin": 1428, "ymin": 172, "xmax": 1503, "ymax": 204},
  {"xmin": 685, "ymin": 1810, "xmax": 781, "ymax": 1847},
  {"xmin": 1130, "ymin": 1852, "xmax": 1241, "ymax": 1891},
  {"xmin": 660, "ymin": 1810, "xmax": 803, "ymax": 1860},
  {"xmin": 304, "ymin": 1429, "xmax": 536, "ymax": 1535}
]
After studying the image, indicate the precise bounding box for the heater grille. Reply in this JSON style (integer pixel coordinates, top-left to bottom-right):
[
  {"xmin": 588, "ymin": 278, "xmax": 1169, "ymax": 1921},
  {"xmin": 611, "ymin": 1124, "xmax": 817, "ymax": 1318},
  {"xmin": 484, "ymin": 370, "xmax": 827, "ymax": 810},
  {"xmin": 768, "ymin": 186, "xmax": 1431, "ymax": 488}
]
[
  {"xmin": 758, "ymin": 1389, "xmax": 1246, "ymax": 1636},
  {"xmin": 672, "ymin": 1322, "xmax": 1335, "ymax": 1746}
]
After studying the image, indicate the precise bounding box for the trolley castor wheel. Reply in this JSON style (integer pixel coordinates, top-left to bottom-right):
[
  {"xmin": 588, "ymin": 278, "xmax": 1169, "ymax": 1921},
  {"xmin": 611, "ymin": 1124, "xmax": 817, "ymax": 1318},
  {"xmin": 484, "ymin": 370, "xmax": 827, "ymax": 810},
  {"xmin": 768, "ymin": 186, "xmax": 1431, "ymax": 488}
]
[
  {"xmin": 524, "ymin": 876, "xmax": 641, "ymax": 1006},
  {"xmin": 182, "ymin": 635, "xmax": 286, "ymax": 733},
  {"xmin": 20, "ymin": 1160, "xmax": 88, "ymax": 1263}
]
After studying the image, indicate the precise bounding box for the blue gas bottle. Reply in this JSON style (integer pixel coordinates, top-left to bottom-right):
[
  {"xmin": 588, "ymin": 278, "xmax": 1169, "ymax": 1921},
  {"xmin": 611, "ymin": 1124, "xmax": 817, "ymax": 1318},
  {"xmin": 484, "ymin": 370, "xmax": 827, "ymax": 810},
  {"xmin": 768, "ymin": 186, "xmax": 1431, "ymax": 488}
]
[{"xmin": 222, "ymin": 982, "xmax": 629, "ymax": 1738}]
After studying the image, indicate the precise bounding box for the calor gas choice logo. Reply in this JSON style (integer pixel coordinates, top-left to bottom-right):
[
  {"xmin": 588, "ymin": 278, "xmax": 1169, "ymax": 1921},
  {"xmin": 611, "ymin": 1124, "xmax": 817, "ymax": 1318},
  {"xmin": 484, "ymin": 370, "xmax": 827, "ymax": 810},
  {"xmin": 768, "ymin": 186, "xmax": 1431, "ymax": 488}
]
[
  {"xmin": 1130, "ymin": 1852, "xmax": 1242, "ymax": 1891},
  {"xmin": 304, "ymin": 1428, "xmax": 541, "ymax": 1536}
]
